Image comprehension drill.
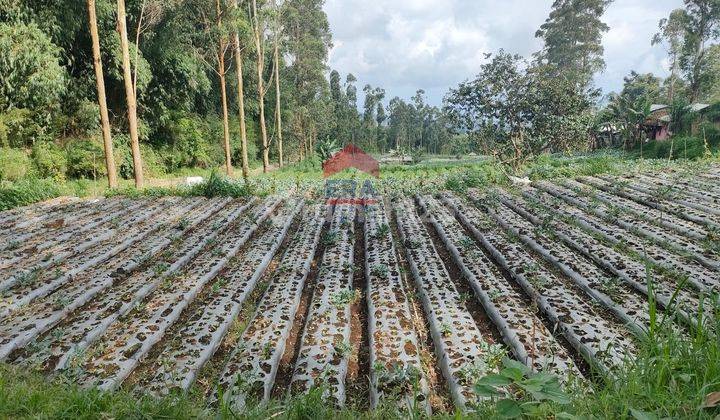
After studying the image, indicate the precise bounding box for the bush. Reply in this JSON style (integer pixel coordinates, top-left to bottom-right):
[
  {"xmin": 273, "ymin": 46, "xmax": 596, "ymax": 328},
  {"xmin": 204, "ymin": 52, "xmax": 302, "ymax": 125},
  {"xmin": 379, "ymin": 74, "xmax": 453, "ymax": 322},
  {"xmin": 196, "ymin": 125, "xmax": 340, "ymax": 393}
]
[
  {"xmin": 189, "ymin": 170, "xmax": 253, "ymax": 198},
  {"xmin": 0, "ymin": 23, "xmax": 65, "ymax": 147},
  {"xmin": 32, "ymin": 142, "xmax": 67, "ymax": 181},
  {"xmin": 115, "ymin": 137, "xmax": 166, "ymax": 180},
  {"xmin": 0, "ymin": 178, "xmax": 60, "ymax": 211},
  {"xmin": 0, "ymin": 108, "xmax": 47, "ymax": 148},
  {"xmin": 159, "ymin": 115, "xmax": 214, "ymax": 172},
  {"xmin": 0, "ymin": 148, "xmax": 32, "ymax": 181},
  {"xmin": 67, "ymin": 99, "xmax": 100, "ymax": 135},
  {"xmin": 65, "ymin": 138, "xmax": 107, "ymax": 179}
]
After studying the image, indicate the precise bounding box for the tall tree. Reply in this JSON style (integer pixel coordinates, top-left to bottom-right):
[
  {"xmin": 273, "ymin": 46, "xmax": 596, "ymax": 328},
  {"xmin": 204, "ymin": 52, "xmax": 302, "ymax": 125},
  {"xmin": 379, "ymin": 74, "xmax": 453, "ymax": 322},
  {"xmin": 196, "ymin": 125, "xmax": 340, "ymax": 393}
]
[
  {"xmin": 535, "ymin": 0, "xmax": 613, "ymax": 90},
  {"xmin": 117, "ymin": 0, "xmax": 144, "ymax": 188},
  {"xmin": 251, "ymin": 0, "xmax": 270, "ymax": 172},
  {"xmin": 232, "ymin": 0, "xmax": 250, "ymax": 179},
  {"xmin": 678, "ymin": 0, "xmax": 720, "ymax": 102},
  {"xmin": 653, "ymin": 9, "xmax": 687, "ymax": 102},
  {"xmin": 281, "ymin": 0, "xmax": 332, "ymax": 160},
  {"xmin": 272, "ymin": 0, "xmax": 283, "ymax": 167},
  {"xmin": 216, "ymin": 0, "xmax": 233, "ymax": 176},
  {"xmin": 87, "ymin": 0, "xmax": 118, "ymax": 188}
]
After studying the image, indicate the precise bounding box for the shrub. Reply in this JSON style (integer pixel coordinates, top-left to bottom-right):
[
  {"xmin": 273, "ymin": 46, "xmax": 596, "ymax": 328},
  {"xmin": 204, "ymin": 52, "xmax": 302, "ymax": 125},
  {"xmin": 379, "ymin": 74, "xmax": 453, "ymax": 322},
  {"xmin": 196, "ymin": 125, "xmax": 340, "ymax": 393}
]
[
  {"xmin": 189, "ymin": 170, "xmax": 253, "ymax": 198},
  {"xmin": 0, "ymin": 148, "xmax": 32, "ymax": 181},
  {"xmin": 65, "ymin": 138, "xmax": 107, "ymax": 179},
  {"xmin": 115, "ymin": 137, "xmax": 166, "ymax": 180},
  {"xmin": 67, "ymin": 99, "xmax": 100, "ymax": 135},
  {"xmin": 0, "ymin": 23, "xmax": 65, "ymax": 147},
  {"xmin": 32, "ymin": 142, "xmax": 67, "ymax": 181},
  {"xmin": 159, "ymin": 115, "xmax": 214, "ymax": 171}
]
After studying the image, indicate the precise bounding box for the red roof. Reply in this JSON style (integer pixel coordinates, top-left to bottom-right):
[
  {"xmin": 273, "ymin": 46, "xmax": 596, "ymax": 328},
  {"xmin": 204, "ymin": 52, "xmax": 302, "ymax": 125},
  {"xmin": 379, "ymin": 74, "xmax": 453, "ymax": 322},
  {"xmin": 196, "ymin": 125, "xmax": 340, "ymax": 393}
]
[{"xmin": 323, "ymin": 144, "xmax": 380, "ymax": 178}]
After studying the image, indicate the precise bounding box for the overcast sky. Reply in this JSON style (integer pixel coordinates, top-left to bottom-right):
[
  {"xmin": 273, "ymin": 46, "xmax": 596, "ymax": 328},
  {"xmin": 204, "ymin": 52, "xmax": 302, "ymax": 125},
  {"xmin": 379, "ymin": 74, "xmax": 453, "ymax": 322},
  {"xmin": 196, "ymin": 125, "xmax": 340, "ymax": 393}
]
[{"xmin": 324, "ymin": 0, "xmax": 684, "ymax": 107}]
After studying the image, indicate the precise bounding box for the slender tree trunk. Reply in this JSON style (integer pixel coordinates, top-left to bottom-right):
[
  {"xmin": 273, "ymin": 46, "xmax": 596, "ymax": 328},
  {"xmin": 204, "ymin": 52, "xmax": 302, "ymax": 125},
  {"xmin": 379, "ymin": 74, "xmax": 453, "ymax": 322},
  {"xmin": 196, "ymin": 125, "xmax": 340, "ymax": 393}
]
[
  {"xmin": 87, "ymin": 0, "xmax": 118, "ymax": 189},
  {"xmin": 274, "ymin": 41, "xmax": 283, "ymax": 167},
  {"xmin": 133, "ymin": 0, "xmax": 146, "ymax": 98},
  {"xmin": 252, "ymin": 0, "xmax": 270, "ymax": 173},
  {"xmin": 217, "ymin": 0, "xmax": 232, "ymax": 176},
  {"xmin": 669, "ymin": 56, "xmax": 677, "ymax": 103},
  {"xmin": 234, "ymin": 33, "xmax": 249, "ymax": 180},
  {"xmin": 117, "ymin": 0, "xmax": 144, "ymax": 188}
]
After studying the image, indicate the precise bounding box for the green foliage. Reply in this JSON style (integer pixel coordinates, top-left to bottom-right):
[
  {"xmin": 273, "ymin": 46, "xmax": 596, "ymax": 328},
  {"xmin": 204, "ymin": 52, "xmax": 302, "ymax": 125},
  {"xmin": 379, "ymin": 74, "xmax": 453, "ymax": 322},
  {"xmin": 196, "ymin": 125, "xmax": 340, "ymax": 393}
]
[
  {"xmin": 523, "ymin": 152, "xmax": 626, "ymax": 180},
  {"xmin": 473, "ymin": 358, "xmax": 571, "ymax": 418},
  {"xmin": 188, "ymin": 170, "xmax": 253, "ymax": 198},
  {"xmin": 0, "ymin": 148, "xmax": 32, "ymax": 181},
  {"xmin": 31, "ymin": 142, "xmax": 67, "ymax": 181},
  {"xmin": 535, "ymin": 0, "xmax": 612, "ymax": 88},
  {"xmin": 444, "ymin": 51, "xmax": 593, "ymax": 169},
  {"xmin": 0, "ymin": 178, "xmax": 60, "ymax": 211},
  {"xmin": 635, "ymin": 134, "xmax": 720, "ymax": 160},
  {"xmin": 315, "ymin": 137, "xmax": 340, "ymax": 162},
  {"xmin": 0, "ymin": 22, "xmax": 65, "ymax": 113},
  {"xmin": 65, "ymin": 138, "xmax": 107, "ymax": 180},
  {"xmin": 160, "ymin": 114, "xmax": 214, "ymax": 171},
  {"xmin": 0, "ymin": 108, "xmax": 43, "ymax": 148}
]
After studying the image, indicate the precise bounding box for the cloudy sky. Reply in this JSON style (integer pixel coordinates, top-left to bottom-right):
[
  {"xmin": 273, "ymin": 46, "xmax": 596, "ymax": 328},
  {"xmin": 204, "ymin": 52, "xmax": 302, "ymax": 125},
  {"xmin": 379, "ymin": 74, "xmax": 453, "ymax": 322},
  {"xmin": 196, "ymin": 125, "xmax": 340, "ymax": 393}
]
[{"xmin": 324, "ymin": 0, "xmax": 684, "ymax": 107}]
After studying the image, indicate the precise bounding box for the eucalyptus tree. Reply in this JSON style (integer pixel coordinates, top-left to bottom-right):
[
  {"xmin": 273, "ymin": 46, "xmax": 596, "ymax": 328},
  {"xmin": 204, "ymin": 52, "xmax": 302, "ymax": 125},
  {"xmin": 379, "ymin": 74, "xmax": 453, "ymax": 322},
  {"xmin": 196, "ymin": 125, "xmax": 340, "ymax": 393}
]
[
  {"xmin": 86, "ymin": 0, "xmax": 118, "ymax": 188},
  {"xmin": 535, "ymin": 0, "xmax": 612, "ymax": 92},
  {"xmin": 117, "ymin": 0, "xmax": 144, "ymax": 188},
  {"xmin": 217, "ymin": 0, "xmax": 233, "ymax": 176},
  {"xmin": 271, "ymin": 0, "xmax": 284, "ymax": 167},
  {"xmin": 679, "ymin": 0, "xmax": 720, "ymax": 102},
  {"xmin": 653, "ymin": 9, "xmax": 688, "ymax": 102},
  {"xmin": 281, "ymin": 0, "xmax": 332, "ymax": 160},
  {"xmin": 251, "ymin": 0, "xmax": 270, "ymax": 172},
  {"xmin": 231, "ymin": 0, "xmax": 251, "ymax": 179}
]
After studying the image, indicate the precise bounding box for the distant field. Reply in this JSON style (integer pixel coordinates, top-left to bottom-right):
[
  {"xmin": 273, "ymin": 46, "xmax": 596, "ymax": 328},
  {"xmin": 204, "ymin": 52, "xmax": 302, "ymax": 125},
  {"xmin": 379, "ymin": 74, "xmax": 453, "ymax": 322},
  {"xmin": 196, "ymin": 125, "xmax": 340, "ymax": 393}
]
[{"xmin": 0, "ymin": 165, "xmax": 718, "ymax": 416}]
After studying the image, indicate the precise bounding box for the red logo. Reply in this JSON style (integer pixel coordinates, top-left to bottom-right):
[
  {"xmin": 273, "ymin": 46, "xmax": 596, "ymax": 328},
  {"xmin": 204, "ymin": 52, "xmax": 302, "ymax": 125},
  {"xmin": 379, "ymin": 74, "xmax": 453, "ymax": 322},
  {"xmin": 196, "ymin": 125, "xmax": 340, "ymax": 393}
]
[
  {"xmin": 322, "ymin": 144, "xmax": 379, "ymax": 205},
  {"xmin": 323, "ymin": 144, "xmax": 380, "ymax": 178}
]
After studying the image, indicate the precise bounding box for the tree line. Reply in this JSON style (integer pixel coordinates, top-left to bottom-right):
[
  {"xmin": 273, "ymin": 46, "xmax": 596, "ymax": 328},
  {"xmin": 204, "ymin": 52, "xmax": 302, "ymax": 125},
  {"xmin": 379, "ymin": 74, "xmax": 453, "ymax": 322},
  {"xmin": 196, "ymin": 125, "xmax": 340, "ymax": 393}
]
[
  {"xmin": 1, "ymin": 0, "xmax": 719, "ymax": 188},
  {"xmin": 0, "ymin": 0, "xmax": 334, "ymax": 187}
]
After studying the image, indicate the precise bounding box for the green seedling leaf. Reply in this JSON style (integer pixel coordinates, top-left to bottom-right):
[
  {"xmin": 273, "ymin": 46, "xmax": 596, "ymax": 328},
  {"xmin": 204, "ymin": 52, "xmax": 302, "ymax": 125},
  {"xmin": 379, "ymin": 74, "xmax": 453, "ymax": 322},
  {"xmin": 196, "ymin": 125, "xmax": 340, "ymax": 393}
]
[
  {"xmin": 474, "ymin": 384, "xmax": 501, "ymax": 397},
  {"xmin": 496, "ymin": 399, "xmax": 522, "ymax": 419},
  {"xmin": 477, "ymin": 374, "xmax": 513, "ymax": 387}
]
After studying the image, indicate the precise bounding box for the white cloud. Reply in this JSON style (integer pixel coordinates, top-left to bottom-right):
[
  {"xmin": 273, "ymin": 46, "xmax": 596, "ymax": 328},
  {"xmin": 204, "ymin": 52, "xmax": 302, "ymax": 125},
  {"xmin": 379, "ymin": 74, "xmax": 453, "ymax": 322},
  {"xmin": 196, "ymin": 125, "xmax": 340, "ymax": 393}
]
[{"xmin": 325, "ymin": 0, "xmax": 685, "ymax": 106}]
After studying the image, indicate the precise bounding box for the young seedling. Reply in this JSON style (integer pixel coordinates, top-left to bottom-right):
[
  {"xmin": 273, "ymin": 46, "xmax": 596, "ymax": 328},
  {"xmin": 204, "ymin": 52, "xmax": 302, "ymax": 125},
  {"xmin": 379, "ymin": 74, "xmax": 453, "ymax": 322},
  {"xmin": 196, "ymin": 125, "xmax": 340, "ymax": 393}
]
[
  {"xmin": 334, "ymin": 341, "xmax": 352, "ymax": 358},
  {"xmin": 440, "ymin": 322, "xmax": 452, "ymax": 337},
  {"xmin": 331, "ymin": 289, "xmax": 360, "ymax": 308},
  {"xmin": 375, "ymin": 223, "xmax": 390, "ymax": 239},
  {"xmin": 371, "ymin": 264, "xmax": 389, "ymax": 277},
  {"xmin": 322, "ymin": 230, "xmax": 339, "ymax": 247}
]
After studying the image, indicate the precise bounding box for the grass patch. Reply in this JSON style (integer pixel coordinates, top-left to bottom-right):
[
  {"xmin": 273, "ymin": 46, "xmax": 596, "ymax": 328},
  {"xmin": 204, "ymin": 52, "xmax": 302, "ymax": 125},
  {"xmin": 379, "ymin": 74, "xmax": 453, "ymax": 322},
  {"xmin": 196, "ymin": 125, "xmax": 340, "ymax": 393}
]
[{"xmin": 0, "ymin": 178, "xmax": 61, "ymax": 211}]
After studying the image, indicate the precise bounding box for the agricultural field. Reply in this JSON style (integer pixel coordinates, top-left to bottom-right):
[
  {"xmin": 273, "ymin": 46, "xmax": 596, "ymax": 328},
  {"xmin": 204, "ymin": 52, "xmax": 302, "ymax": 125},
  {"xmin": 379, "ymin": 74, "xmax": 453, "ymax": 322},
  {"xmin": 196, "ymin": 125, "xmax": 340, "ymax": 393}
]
[{"xmin": 1, "ymin": 165, "xmax": 719, "ymax": 416}]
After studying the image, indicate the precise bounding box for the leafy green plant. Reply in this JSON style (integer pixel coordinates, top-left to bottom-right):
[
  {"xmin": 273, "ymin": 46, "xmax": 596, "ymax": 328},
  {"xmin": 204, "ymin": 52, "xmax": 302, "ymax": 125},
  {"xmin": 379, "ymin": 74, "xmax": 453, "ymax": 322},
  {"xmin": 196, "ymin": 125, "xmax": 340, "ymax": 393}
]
[
  {"xmin": 321, "ymin": 230, "xmax": 339, "ymax": 247},
  {"xmin": 474, "ymin": 358, "xmax": 571, "ymax": 418}
]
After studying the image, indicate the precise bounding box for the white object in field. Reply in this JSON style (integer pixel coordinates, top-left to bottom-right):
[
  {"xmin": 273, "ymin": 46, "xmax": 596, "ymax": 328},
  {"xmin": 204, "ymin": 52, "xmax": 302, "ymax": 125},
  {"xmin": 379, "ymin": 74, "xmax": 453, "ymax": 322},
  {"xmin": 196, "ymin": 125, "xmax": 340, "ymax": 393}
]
[
  {"xmin": 509, "ymin": 175, "xmax": 531, "ymax": 185},
  {"xmin": 185, "ymin": 176, "xmax": 204, "ymax": 186}
]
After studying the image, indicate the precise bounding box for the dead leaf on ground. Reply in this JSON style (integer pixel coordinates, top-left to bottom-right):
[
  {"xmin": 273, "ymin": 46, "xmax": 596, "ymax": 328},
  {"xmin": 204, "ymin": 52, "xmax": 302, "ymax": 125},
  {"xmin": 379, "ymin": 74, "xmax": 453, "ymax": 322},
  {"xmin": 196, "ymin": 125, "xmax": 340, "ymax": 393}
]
[{"xmin": 704, "ymin": 391, "xmax": 720, "ymax": 408}]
